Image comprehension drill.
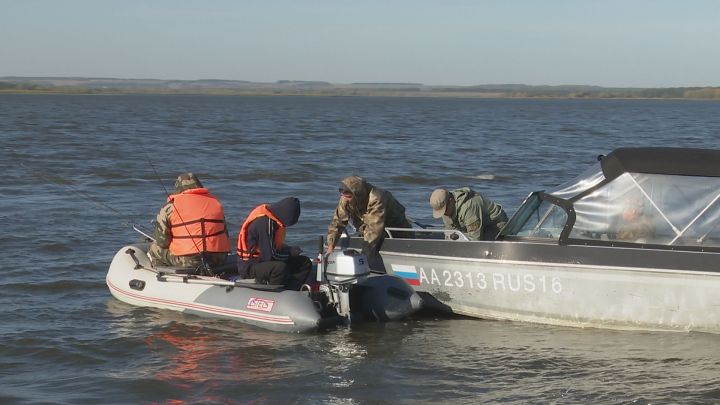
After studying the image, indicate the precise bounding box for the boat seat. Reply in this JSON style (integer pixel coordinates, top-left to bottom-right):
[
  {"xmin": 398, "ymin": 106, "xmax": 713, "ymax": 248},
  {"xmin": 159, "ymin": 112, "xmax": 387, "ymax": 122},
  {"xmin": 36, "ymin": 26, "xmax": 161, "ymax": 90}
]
[
  {"xmin": 235, "ymin": 278, "xmax": 261, "ymax": 285},
  {"xmin": 154, "ymin": 266, "xmax": 195, "ymax": 275},
  {"xmin": 234, "ymin": 278, "xmax": 286, "ymax": 291},
  {"xmin": 211, "ymin": 262, "xmax": 239, "ymax": 274},
  {"xmin": 153, "ymin": 262, "xmax": 237, "ymax": 276}
]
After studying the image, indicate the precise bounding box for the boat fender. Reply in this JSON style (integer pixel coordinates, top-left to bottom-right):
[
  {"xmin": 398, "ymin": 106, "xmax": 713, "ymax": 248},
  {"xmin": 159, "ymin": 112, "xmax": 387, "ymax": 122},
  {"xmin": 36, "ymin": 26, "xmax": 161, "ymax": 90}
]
[{"xmin": 129, "ymin": 279, "xmax": 146, "ymax": 291}]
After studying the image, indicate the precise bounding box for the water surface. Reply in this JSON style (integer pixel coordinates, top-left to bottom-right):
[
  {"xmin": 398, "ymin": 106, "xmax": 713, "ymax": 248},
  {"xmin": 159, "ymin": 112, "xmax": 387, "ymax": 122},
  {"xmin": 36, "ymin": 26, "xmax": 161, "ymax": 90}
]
[{"xmin": 2, "ymin": 94, "xmax": 720, "ymax": 403}]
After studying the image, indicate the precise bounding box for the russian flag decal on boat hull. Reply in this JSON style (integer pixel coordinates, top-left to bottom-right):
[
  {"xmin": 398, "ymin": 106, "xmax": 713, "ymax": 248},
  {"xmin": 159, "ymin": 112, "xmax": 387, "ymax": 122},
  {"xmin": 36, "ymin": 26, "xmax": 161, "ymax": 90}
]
[{"xmin": 391, "ymin": 264, "xmax": 420, "ymax": 286}]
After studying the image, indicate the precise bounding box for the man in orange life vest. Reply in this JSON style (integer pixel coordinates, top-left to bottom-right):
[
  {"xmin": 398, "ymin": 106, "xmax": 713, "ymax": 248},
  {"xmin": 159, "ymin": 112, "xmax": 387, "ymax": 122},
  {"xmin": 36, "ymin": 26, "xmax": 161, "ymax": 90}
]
[
  {"xmin": 237, "ymin": 197, "xmax": 312, "ymax": 289},
  {"xmin": 148, "ymin": 173, "xmax": 230, "ymax": 269}
]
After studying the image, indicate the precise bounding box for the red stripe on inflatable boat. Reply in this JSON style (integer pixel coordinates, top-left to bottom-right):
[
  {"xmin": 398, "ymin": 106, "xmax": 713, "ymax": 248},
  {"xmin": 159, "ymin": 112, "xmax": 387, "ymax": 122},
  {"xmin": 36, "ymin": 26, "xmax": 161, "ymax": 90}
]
[{"xmin": 107, "ymin": 279, "xmax": 295, "ymax": 325}]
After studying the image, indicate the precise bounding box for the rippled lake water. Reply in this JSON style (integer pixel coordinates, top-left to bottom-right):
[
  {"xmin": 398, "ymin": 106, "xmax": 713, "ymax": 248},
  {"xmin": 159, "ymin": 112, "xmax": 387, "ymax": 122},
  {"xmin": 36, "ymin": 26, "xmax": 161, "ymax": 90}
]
[{"xmin": 2, "ymin": 94, "xmax": 720, "ymax": 403}]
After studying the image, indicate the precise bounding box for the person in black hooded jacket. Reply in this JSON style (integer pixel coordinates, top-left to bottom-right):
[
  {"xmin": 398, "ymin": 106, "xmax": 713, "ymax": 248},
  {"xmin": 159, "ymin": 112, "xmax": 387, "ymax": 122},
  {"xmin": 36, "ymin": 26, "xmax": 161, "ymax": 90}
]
[{"xmin": 236, "ymin": 197, "xmax": 312, "ymax": 289}]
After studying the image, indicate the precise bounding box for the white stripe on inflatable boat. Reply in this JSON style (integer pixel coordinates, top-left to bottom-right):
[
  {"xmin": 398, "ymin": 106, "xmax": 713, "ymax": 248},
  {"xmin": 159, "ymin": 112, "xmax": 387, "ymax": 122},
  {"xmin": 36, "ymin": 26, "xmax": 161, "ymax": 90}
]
[{"xmin": 107, "ymin": 279, "xmax": 295, "ymax": 325}]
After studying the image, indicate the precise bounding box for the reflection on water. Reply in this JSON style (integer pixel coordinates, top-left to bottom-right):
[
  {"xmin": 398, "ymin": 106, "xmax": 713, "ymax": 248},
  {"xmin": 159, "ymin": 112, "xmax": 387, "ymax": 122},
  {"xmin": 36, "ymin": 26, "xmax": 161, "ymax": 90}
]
[
  {"xmin": 325, "ymin": 330, "xmax": 366, "ymax": 389},
  {"xmin": 146, "ymin": 325, "xmax": 220, "ymax": 390}
]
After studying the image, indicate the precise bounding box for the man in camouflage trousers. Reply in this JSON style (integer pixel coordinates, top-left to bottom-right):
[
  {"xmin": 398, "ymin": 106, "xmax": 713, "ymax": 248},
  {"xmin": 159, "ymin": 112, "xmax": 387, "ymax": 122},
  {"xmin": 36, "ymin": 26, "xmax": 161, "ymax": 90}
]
[
  {"xmin": 148, "ymin": 173, "xmax": 230, "ymax": 270},
  {"xmin": 429, "ymin": 187, "xmax": 508, "ymax": 241},
  {"xmin": 326, "ymin": 175, "xmax": 412, "ymax": 260}
]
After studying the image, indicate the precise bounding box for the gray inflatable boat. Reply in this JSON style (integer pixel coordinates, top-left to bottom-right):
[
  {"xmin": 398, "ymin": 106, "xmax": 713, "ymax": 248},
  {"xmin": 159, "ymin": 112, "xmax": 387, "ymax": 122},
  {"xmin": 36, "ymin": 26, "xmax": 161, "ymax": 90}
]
[{"xmin": 106, "ymin": 243, "xmax": 422, "ymax": 332}]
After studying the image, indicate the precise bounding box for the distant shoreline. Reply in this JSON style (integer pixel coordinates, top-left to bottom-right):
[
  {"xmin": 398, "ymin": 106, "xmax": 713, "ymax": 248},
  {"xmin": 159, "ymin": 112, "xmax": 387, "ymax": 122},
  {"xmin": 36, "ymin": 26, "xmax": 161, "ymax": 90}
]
[
  {"xmin": 2, "ymin": 88, "xmax": 720, "ymax": 100},
  {"xmin": 1, "ymin": 77, "xmax": 719, "ymax": 99}
]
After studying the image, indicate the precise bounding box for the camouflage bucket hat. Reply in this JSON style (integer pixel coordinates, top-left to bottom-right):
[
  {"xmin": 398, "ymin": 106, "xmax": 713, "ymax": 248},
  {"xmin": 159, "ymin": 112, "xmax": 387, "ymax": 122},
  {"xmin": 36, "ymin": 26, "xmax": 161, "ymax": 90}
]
[{"xmin": 174, "ymin": 172, "xmax": 203, "ymax": 193}]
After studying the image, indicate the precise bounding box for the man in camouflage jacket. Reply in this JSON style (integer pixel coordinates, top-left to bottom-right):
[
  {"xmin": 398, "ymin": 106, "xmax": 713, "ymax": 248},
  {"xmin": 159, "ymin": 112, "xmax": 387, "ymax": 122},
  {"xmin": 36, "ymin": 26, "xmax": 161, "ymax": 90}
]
[
  {"xmin": 429, "ymin": 187, "xmax": 508, "ymax": 241},
  {"xmin": 326, "ymin": 175, "xmax": 411, "ymax": 258},
  {"xmin": 148, "ymin": 173, "xmax": 230, "ymax": 270}
]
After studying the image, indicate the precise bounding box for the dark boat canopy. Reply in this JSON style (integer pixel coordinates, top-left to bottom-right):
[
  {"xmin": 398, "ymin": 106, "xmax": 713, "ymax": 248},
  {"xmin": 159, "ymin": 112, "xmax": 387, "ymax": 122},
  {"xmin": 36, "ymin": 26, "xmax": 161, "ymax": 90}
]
[{"xmin": 601, "ymin": 147, "xmax": 720, "ymax": 180}]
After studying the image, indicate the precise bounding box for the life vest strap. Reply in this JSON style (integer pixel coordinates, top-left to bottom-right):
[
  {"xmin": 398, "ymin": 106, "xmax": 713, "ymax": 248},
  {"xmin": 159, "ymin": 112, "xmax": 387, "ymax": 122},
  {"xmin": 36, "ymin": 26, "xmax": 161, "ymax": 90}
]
[
  {"xmin": 170, "ymin": 218, "xmax": 225, "ymax": 228},
  {"xmin": 172, "ymin": 229, "xmax": 227, "ymax": 239}
]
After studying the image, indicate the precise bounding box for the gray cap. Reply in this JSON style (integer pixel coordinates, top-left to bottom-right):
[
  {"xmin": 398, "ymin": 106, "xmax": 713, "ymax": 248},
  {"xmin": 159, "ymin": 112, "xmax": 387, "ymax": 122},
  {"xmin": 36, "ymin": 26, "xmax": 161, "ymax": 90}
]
[
  {"xmin": 174, "ymin": 173, "xmax": 203, "ymax": 194},
  {"xmin": 430, "ymin": 188, "xmax": 449, "ymax": 218}
]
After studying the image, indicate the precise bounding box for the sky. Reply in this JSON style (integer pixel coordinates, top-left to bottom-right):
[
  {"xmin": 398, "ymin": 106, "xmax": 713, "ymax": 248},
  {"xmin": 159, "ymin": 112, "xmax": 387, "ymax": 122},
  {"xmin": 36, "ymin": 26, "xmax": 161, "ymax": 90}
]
[{"xmin": 1, "ymin": 0, "xmax": 719, "ymax": 87}]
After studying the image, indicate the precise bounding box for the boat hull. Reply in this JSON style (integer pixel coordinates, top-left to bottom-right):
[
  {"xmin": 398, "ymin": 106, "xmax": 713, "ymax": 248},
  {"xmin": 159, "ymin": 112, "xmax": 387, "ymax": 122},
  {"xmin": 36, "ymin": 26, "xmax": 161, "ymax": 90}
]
[
  {"xmin": 344, "ymin": 237, "xmax": 720, "ymax": 333},
  {"xmin": 107, "ymin": 244, "xmax": 325, "ymax": 332}
]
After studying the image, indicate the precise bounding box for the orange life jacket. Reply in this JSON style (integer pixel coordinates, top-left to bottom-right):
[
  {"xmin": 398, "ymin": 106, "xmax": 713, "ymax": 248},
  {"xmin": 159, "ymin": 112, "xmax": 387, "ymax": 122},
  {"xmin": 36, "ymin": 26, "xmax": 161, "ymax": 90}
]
[
  {"xmin": 168, "ymin": 188, "xmax": 230, "ymax": 256},
  {"xmin": 237, "ymin": 204, "xmax": 286, "ymax": 261}
]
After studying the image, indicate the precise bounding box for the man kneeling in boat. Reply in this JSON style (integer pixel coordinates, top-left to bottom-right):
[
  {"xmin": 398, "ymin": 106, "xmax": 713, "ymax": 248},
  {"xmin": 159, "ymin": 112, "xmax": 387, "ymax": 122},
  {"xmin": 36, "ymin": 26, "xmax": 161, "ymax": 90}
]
[
  {"xmin": 237, "ymin": 197, "xmax": 312, "ymax": 290},
  {"xmin": 148, "ymin": 173, "xmax": 231, "ymax": 271},
  {"xmin": 429, "ymin": 187, "xmax": 508, "ymax": 241}
]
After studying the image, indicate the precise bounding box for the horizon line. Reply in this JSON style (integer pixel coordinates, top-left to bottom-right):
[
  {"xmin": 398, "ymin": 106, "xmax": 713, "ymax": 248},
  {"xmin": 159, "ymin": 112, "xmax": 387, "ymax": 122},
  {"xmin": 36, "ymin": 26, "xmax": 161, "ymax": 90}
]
[{"xmin": 1, "ymin": 75, "xmax": 718, "ymax": 89}]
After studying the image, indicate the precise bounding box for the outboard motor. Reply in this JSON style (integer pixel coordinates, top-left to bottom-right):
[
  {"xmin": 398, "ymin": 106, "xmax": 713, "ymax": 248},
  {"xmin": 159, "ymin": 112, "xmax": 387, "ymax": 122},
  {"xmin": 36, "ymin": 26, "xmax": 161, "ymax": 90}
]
[
  {"xmin": 318, "ymin": 248, "xmax": 370, "ymax": 321},
  {"xmin": 314, "ymin": 236, "xmax": 422, "ymax": 325}
]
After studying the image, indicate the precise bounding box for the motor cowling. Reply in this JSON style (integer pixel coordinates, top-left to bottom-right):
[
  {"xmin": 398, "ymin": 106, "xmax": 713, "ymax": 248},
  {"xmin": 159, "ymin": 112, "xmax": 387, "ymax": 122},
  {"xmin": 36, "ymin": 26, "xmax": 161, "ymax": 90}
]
[{"xmin": 323, "ymin": 249, "xmax": 370, "ymax": 285}]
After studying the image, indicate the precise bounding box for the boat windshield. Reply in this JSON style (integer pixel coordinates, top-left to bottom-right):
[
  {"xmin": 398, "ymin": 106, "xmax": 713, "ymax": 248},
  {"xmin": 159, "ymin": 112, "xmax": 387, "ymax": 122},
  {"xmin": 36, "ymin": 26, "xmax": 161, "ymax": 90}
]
[
  {"xmin": 503, "ymin": 194, "xmax": 569, "ymax": 240},
  {"xmin": 569, "ymin": 172, "xmax": 720, "ymax": 247}
]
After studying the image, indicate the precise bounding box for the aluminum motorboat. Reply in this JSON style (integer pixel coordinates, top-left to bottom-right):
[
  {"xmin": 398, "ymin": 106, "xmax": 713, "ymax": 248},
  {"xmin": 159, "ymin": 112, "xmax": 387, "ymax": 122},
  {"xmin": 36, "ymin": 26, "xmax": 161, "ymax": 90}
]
[{"xmin": 340, "ymin": 147, "xmax": 720, "ymax": 333}]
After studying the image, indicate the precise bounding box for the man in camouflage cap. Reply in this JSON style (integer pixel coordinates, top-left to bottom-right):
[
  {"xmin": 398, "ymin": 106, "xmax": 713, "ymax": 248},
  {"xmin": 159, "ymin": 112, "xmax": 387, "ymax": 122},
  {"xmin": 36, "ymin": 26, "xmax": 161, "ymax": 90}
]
[
  {"xmin": 148, "ymin": 173, "xmax": 231, "ymax": 271},
  {"xmin": 173, "ymin": 172, "xmax": 203, "ymax": 193},
  {"xmin": 429, "ymin": 187, "xmax": 508, "ymax": 241},
  {"xmin": 326, "ymin": 175, "xmax": 411, "ymax": 261}
]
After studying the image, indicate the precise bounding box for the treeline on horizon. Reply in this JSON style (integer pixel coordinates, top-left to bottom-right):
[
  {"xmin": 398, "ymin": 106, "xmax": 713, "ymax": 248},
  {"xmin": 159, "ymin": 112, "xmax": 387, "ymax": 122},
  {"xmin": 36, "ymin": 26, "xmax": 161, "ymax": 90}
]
[
  {"xmin": 434, "ymin": 84, "xmax": 720, "ymax": 99},
  {"xmin": 1, "ymin": 80, "xmax": 719, "ymax": 99}
]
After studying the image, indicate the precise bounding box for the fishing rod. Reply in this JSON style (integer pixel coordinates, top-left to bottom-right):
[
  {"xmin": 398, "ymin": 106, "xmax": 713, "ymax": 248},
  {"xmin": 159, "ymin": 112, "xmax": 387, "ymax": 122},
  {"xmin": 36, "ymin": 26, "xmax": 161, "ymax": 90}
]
[
  {"xmin": 132, "ymin": 224, "xmax": 156, "ymax": 241},
  {"xmin": 21, "ymin": 162, "xmax": 155, "ymax": 240},
  {"xmin": 142, "ymin": 151, "xmax": 217, "ymax": 276}
]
